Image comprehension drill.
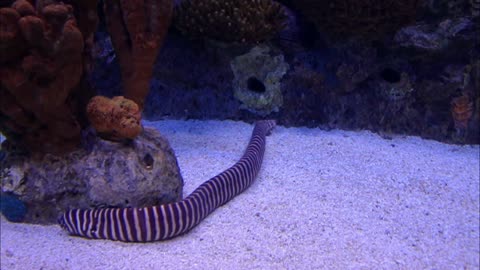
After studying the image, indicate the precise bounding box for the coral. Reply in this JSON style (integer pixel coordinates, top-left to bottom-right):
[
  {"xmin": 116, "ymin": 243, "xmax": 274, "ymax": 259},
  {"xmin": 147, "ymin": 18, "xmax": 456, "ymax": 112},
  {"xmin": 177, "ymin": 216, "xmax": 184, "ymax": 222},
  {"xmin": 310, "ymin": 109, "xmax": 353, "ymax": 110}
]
[
  {"xmin": 449, "ymin": 64, "xmax": 478, "ymax": 140},
  {"xmin": 174, "ymin": 0, "xmax": 288, "ymax": 43},
  {"xmin": 230, "ymin": 45, "xmax": 289, "ymax": 115},
  {"xmin": 451, "ymin": 94, "xmax": 473, "ymax": 130},
  {"xmin": 290, "ymin": 0, "xmax": 420, "ymax": 39},
  {"xmin": 86, "ymin": 96, "xmax": 142, "ymax": 140},
  {"xmin": 0, "ymin": 0, "xmax": 97, "ymax": 155},
  {"xmin": 103, "ymin": 0, "xmax": 173, "ymax": 109}
]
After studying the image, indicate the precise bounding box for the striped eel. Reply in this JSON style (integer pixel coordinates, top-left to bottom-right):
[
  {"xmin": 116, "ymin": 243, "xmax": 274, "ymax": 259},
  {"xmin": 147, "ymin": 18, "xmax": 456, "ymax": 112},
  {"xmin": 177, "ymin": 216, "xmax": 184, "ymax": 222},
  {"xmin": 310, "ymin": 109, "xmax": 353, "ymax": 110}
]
[{"xmin": 58, "ymin": 120, "xmax": 276, "ymax": 242}]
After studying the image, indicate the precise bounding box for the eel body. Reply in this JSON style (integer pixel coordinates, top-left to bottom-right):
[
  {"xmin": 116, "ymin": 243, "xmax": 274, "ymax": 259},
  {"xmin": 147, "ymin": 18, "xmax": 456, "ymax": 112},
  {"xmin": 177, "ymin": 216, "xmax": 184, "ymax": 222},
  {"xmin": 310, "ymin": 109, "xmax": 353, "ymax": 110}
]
[{"xmin": 58, "ymin": 120, "xmax": 276, "ymax": 242}]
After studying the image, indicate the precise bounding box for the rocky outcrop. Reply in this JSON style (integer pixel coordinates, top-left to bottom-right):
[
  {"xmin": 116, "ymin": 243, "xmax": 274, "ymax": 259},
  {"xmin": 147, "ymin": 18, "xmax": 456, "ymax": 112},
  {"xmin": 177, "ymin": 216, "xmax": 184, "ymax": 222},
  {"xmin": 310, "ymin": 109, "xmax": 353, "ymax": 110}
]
[
  {"xmin": 92, "ymin": 1, "xmax": 479, "ymax": 144},
  {"xmin": 1, "ymin": 127, "xmax": 183, "ymax": 224},
  {"xmin": 394, "ymin": 17, "xmax": 475, "ymax": 51}
]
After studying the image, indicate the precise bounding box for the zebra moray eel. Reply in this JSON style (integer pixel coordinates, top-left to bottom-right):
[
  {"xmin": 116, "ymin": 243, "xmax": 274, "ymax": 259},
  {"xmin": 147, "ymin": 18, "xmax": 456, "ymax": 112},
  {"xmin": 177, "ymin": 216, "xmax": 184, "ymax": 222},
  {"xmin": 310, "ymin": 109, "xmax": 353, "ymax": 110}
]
[{"xmin": 58, "ymin": 120, "xmax": 276, "ymax": 242}]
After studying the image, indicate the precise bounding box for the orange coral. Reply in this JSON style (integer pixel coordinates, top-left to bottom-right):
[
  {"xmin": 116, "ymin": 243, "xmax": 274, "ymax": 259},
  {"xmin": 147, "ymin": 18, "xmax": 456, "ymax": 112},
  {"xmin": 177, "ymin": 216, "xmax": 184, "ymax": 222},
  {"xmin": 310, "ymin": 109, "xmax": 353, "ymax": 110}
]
[
  {"xmin": 103, "ymin": 0, "xmax": 173, "ymax": 109},
  {"xmin": 451, "ymin": 94, "xmax": 474, "ymax": 129},
  {"xmin": 0, "ymin": 0, "xmax": 97, "ymax": 155},
  {"xmin": 0, "ymin": 6, "xmax": 25, "ymax": 63},
  {"xmin": 86, "ymin": 96, "xmax": 142, "ymax": 140}
]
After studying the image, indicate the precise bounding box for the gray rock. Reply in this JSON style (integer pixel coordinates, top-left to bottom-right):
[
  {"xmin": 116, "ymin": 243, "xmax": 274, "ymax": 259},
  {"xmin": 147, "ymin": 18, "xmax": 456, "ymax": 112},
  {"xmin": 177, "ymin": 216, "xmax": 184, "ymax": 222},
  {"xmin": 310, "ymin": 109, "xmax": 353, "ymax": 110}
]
[
  {"xmin": 0, "ymin": 127, "xmax": 183, "ymax": 224},
  {"xmin": 230, "ymin": 45, "xmax": 289, "ymax": 116},
  {"xmin": 394, "ymin": 18, "xmax": 473, "ymax": 51}
]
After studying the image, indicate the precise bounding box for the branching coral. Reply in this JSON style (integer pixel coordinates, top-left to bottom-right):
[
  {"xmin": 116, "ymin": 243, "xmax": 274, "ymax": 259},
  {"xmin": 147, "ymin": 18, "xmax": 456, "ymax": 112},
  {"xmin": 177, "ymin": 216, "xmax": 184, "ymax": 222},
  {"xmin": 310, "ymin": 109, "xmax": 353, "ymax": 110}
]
[
  {"xmin": 0, "ymin": 0, "xmax": 97, "ymax": 155},
  {"xmin": 103, "ymin": 0, "xmax": 173, "ymax": 109},
  {"xmin": 290, "ymin": 0, "xmax": 420, "ymax": 39},
  {"xmin": 86, "ymin": 96, "xmax": 142, "ymax": 140},
  {"xmin": 174, "ymin": 0, "xmax": 288, "ymax": 43},
  {"xmin": 0, "ymin": 0, "xmax": 172, "ymax": 153}
]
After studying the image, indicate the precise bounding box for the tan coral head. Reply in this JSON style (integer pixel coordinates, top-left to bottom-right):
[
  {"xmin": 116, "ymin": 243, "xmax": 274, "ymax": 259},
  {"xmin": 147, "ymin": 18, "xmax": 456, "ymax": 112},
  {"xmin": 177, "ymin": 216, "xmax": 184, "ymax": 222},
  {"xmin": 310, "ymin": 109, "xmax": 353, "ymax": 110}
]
[{"xmin": 86, "ymin": 96, "xmax": 143, "ymax": 141}]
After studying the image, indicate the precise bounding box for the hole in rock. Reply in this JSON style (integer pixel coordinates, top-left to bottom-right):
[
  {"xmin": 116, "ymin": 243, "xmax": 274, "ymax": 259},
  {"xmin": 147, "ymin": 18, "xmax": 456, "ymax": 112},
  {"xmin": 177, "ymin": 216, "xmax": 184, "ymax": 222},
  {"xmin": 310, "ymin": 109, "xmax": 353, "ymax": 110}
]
[
  {"xmin": 142, "ymin": 153, "xmax": 154, "ymax": 169},
  {"xmin": 380, "ymin": 68, "xmax": 401, "ymax": 83},
  {"xmin": 247, "ymin": 77, "xmax": 266, "ymax": 93}
]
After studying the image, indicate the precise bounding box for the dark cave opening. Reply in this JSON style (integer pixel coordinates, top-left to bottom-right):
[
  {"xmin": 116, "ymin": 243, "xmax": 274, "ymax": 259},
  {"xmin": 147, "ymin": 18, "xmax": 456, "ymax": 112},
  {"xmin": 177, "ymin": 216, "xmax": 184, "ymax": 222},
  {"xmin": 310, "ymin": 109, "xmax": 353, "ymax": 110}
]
[
  {"xmin": 380, "ymin": 68, "xmax": 401, "ymax": 83},
  {"xmin": 247, "ymin": 77, "xmax": 266, "ymax": 93}
]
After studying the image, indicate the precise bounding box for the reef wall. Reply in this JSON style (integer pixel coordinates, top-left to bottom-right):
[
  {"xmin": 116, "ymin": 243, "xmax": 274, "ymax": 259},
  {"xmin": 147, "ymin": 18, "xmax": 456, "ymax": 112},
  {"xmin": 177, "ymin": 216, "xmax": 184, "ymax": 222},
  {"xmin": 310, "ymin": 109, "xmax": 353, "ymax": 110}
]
[{"xmin": 93, "ymin": 0, "xmax": 479, "ymax": 144}]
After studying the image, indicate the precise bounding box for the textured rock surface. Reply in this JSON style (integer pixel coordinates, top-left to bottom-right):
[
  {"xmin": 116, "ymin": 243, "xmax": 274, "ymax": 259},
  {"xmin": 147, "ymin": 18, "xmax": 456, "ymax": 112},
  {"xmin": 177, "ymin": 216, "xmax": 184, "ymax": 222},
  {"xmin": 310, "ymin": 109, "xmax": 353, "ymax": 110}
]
[
  {"xmin": 285, "ymin": 0, "xmax": 420, "ymax": 39},
  {"xmin": 230, "ymin": 45, "xmax": 289, "ymax": 116},
  {"xmin": 394, "ymin": 18, "xmax": 475, "ymax": 51},
  {"xmin": 0, "ymin": 127, "xmax": 183, "ymax": 224}
]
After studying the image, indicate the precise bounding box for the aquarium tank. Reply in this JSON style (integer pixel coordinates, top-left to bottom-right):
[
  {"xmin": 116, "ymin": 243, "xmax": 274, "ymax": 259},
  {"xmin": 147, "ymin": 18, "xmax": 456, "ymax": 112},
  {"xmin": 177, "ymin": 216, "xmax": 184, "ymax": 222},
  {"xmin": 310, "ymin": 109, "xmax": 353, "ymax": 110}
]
[{"xmin": 0, "ymin": 0, "xmax": 479, "ymax": 269}]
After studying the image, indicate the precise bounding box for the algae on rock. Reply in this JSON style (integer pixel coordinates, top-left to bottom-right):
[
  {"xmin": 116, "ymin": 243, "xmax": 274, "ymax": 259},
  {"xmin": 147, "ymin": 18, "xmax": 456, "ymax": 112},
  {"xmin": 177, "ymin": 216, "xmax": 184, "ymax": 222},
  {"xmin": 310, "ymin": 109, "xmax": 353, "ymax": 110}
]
[{"xmin": 230, "ymin": 46, "xmax": 289, "ymax": 116}]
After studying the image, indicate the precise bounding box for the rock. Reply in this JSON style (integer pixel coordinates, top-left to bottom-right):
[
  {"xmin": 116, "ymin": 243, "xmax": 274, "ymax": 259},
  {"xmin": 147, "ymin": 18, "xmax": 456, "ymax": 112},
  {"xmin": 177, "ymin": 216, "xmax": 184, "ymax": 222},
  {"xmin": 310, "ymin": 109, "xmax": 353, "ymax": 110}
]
[
  {"xmin": 0, "ymin": 192, "xmax": 27, "ymax": 222},
  {"xmin": 287, "ymin": 0, "xmax": 420, "ymax": 40},
  {"xmin": 0, "ymin": 127, "xmax": 183, "ymax": 224},
  {"xmin": 394, "ymin": 18, "xmax": 474, "ymax": 51},
  {"xmin": 377, "ymin": 72, "xmax": 414, "ymax": 102},
  {"xmin": 230, "ymin": 45, "xmax": 289, "ymax": 116}
]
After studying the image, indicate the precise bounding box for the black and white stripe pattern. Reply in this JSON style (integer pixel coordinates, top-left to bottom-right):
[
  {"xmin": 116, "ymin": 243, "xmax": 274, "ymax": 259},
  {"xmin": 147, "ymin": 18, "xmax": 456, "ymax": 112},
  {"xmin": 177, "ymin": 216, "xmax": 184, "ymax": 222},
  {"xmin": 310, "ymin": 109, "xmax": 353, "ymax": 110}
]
[{"xmin": 58, "ymin": 120, "xmax": 276, "ymax": 242}]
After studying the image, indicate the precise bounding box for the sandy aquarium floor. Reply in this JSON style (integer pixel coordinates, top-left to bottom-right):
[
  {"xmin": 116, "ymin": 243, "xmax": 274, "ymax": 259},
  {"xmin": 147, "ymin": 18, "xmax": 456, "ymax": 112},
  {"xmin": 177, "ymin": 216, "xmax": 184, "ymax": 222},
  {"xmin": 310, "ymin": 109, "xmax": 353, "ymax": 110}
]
[{"xmin": 1, "ymin": 120, "xmax": 479, "ymax": 270}]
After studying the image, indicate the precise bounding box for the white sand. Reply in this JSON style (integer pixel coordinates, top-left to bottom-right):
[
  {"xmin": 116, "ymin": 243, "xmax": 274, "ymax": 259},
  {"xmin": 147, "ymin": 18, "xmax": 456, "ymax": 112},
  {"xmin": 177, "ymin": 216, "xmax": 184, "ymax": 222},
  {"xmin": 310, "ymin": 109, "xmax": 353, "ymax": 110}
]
[{"xmin": 1, "ymin": 120, "xmax": 479, "ymax": 270}]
